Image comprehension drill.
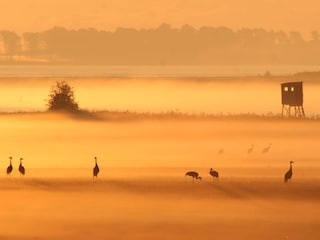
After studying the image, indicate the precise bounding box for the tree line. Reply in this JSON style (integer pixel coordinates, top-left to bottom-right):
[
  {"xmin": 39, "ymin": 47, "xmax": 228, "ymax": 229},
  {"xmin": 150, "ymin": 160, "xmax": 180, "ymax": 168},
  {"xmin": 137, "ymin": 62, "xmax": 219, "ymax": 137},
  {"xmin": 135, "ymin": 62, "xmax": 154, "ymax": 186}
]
[{"xmin": 1, "ymin": 24, "xmax": 320, "ymax": 65}]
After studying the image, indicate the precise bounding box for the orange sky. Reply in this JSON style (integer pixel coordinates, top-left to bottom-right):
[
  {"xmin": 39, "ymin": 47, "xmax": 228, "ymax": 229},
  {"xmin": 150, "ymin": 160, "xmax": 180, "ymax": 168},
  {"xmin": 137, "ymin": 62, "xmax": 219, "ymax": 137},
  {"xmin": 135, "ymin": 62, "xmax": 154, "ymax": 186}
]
[{"xmin": 1, "ymin": 0, "xmax": 319, "ymax": 37}]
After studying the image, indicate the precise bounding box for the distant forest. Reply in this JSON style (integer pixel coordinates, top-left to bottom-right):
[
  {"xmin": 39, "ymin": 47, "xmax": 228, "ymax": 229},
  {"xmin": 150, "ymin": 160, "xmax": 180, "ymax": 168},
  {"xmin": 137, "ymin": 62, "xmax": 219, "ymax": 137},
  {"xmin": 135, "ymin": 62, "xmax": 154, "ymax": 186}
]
[{"xmin": 1, "ymin": 24, "xmax": 320, "ymax": 65}]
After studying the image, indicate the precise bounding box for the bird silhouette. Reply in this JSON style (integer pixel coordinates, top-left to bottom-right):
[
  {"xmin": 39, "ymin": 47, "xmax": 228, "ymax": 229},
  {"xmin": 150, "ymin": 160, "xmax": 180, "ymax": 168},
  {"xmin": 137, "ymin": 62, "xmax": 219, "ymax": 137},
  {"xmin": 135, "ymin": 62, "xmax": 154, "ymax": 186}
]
[
  {"xmin": 247, "ymin": 144, "xmax": 254, "ymax": 154},
  {"xmin": 185, "ymin": 171, "xmax": 201, "ymax": 182},
  {"xmin": 93, "ymin": 156, "xmax": 100, "ymax": 178},
  {"xmin": 284, "ymin": 161, "xmax": 294, "ymax": 183},
  {"xmin": 209, "ymin": 168, "xmax": 219, "ymax": 180},
  {"xmin": 7, "ymin": 157, "xmax": 13, "ymax": 176},
  {"xmin": 19, "ymin": 158, "xmax": 25, "ymax": 175},
  {"xmin": 218, "ymin": 148, "xmax": 224, "ymax": 155},
  {"xmin": 261, "ymin": 144, "xmax": 272, "ymax": 154}
]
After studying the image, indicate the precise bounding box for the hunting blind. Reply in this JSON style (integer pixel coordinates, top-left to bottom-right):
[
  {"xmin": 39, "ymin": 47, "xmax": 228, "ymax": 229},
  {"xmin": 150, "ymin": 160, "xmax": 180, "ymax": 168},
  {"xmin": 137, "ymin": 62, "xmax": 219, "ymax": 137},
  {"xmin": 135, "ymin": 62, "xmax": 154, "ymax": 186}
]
[{"xmin": 281, "ymin": 81, "xmax": 305, "ymax": 118}]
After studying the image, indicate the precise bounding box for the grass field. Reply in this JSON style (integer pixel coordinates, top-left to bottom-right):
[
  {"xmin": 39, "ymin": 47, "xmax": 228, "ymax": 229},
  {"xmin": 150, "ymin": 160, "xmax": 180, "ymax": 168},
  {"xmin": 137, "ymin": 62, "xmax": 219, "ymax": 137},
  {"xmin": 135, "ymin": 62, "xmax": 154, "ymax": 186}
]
[
  {"xmin": 0, "ymin": 111, "xmax": 319, "ymax": 239},
  {"xmin": 0, "ymin": 75, "xmax": 319, "ymax": 239},
  {"xmin": 0, "ymin": 174, "xmax": 319, "ymax": 240}
]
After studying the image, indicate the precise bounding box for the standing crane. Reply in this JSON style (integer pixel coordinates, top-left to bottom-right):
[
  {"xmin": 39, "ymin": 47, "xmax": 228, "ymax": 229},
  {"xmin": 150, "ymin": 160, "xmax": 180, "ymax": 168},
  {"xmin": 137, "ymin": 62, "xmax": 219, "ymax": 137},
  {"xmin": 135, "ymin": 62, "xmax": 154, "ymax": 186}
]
[
  {"xmin": 185, "ymin": 171, "xmax": 201, "ymax": 182},
  {"xmin": 19, "ymin": 158, "xmax": 25, "ymax": 175},
  {"xmin": 284, "ymin": 161, "xmax": 294, "ymax": 183},
  {"xmin": 7, "ymin": 157, "xmax": 13, "ymax": 176},
  {"xmin": 261, "ymin": 143, "xmax": 272, "ymax": 154},
  {"xmin": 209, "ymin": 168, "xmax": 219, "ymax": 180},
  {"xmin": 93, "ymin": 156, "xmax": 100, "ymax": 179},
  {"xmin": 247, "ymin": 144, "xmax": 254, "ymax": 154}
]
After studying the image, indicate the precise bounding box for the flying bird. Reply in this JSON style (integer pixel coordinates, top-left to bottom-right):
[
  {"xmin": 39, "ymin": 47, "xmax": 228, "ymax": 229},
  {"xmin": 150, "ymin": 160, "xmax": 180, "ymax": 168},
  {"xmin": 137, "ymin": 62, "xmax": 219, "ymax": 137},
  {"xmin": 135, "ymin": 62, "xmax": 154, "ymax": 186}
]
[
  {"xmin": 7, "ymin": 157, "xmax": 13, "ymax": 176},
  {"xmin": 93, "ymin": 156, "xmax": 100, "ymax": 178},
  {"xmin": 284, "ymin": 161, "xmax": 294, "ymax": 183}
]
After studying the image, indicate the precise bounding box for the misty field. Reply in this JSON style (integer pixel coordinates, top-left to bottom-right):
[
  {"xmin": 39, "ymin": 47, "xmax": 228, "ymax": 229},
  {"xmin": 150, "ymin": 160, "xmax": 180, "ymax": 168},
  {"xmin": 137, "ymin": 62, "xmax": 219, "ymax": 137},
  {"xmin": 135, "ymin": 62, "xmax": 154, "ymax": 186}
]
[
  {"xmin": 0, "ymin": 176, "xmax": 320, "ymax": 240},
  {"xmin": 0, "ymin": 111, "xmax": 320, "ymax": 240},
  {"xmin": 0, "ymin": 76, "xmax": 320, "ymax": 115}
]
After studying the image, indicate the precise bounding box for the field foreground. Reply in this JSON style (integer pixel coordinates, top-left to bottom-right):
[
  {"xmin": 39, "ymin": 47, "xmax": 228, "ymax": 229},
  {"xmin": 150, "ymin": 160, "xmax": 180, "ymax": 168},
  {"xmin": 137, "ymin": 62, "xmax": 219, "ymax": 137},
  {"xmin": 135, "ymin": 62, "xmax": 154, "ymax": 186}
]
[
  {"xmin": 0, "ymin": 171, "xmax": 319, "ymax": 240},
  {"xmin": 0, "ymin": 111, "xmax": 320, "ymax": 239}
]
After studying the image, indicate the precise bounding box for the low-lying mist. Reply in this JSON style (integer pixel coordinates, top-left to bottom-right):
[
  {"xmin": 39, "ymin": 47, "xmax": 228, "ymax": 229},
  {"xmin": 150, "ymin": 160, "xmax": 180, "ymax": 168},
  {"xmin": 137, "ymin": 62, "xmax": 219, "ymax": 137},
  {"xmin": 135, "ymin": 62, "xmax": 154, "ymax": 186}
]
[
  {"xmin": 0, "ymin": 112, "xmax": 319, "ymax": 175},
  {"xmin": 0, "ymin": 104, "xmax": 319, "ymax": 240},
  {"xmin": 0, "ymin": 77, "xmax": 319, "ymax": 115}
]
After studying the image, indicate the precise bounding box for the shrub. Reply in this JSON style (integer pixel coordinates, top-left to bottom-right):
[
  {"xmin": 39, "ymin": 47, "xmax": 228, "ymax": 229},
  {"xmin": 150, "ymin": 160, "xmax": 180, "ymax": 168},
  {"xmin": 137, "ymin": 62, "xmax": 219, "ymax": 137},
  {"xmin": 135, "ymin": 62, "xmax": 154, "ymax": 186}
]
[{"xmin": 47, "ymin": 80, "xmax": 79, "ymax": 112}]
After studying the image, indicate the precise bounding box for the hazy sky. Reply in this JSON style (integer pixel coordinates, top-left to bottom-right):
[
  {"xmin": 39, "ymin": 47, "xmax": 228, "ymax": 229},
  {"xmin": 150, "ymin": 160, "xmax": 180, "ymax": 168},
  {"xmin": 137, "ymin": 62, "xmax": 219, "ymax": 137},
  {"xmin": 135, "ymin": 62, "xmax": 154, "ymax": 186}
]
[{"xmin": 1, "ymin": 0, "xmax": 319, "ymax": 37}]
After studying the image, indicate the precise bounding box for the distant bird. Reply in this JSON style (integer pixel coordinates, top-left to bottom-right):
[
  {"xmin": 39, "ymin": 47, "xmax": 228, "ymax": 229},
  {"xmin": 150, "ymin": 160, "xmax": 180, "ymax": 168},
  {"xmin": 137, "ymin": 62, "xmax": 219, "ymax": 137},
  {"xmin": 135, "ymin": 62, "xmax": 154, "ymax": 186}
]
[
  {"xmin": 209, "ymin": 168, "xmax": 219, "ymax": 180},
  {"xmin": 284, "ymin": 161, "xmax": 294, "ymax": 183},
  {"xmin": 185, "ymin": 171, "xmax": 201, "ymax": 182},
  {"xmin": 218, "ymin": 148, "xmax": 224, "ymax": 155},
  {"xmin": 19, "ymin": 158, "xmax": 25, "ymax": 175},
  {"xmin": 261, "ymin": 144, "xmax": 272, "ymax": 154},
  {"xmin": 247, "ymin": 144, "xmax": 254, "ymax": 154},
  {"xmin": 93, "ymin": 156, "xmax": 100, "ymax": 178},
  {"xmin": 7, "ymin": 157, "xmax": 13, "ymax": 176}
]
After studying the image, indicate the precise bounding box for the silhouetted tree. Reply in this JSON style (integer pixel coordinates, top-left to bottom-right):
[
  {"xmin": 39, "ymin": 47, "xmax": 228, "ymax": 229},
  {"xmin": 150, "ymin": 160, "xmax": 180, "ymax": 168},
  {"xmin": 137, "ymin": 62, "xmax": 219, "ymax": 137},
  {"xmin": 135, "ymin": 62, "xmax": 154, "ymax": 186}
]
[
  {"xmin": 23, "ymin": 32, "xmax": 45, "ymax": 57},
  {"xmin": 2, "ymin": 25, "xmax": 320, "ymax": 65},
  {"xmin": 0, "ymin": 30, "xmax": 21, "ymax": 60},
  {"xmin": 47, "ymin": 80, "xmax": 79, "ymax": 112}
]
